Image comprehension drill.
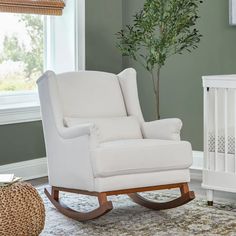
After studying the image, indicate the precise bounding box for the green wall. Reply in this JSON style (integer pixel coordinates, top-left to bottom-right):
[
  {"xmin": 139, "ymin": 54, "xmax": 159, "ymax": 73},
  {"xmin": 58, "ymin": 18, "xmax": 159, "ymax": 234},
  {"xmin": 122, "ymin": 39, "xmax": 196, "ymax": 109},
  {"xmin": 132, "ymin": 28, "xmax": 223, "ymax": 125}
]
[
  {"xmin": 0, "ymin": 122, "xmax": 45, "ymax": 165},
  {"xmin": 1, "ymin": 0, "xmax": 235, "ymax": 165},
  {"xmin": 122, "ymin": 0, "xmax": 236, "ymax": 150},
  {"xmin": 86, "ymin": 0, "xmax": 123, "ymax": 73}
]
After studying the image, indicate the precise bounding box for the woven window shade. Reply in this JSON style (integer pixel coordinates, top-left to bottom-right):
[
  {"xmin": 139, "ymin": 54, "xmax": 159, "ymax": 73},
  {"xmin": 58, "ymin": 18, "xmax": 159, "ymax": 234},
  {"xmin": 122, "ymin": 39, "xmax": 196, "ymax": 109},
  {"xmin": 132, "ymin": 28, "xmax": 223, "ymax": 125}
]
[{"xmin": 0, "ymin": 0, "xmax": 65, "ymax": 16}]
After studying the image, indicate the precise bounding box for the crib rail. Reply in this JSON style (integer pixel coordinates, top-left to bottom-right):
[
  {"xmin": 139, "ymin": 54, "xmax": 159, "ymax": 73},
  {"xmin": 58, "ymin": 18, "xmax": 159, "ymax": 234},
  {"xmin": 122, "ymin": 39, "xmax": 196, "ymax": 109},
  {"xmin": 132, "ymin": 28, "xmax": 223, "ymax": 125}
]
[{"xmin": 203, "ymin": 75, "xmax": 236, "ymax": 89}]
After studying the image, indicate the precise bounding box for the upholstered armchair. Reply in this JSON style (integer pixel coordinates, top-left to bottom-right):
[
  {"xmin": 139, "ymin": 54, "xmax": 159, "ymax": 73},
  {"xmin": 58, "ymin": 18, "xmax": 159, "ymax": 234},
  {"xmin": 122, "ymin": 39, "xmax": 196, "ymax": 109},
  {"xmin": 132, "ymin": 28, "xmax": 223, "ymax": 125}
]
[{"xmin": 37, "ymin": 68, "xmax": 194, "ymax": 221}]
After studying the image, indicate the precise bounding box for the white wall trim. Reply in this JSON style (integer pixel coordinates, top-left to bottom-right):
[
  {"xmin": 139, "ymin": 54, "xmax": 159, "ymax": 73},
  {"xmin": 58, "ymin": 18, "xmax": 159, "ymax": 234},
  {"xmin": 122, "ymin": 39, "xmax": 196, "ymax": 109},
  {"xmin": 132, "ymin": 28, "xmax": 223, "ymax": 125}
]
[
  {"xmin": 0, "ymin": 157, "xmax": 47, "ymax": 181},
  {"xmin": 190, "ymin": 168, "xmax": 202, "ymax": 181},
  {"xmin": 192, "ymin": 150, "xmax": 203, "ymax": 170},
  {"xmin": 46, "ymin": 0, "xmax": 85, "ymax": 73},
  {"xmin": 191, "ymin": 151, "xmax": 203, "ymax": 181},
  {"xmin": 76, "ymin": 0, "xmax": 86, "ymax": 70},
  {"xmin": 0, "ymin": 151, "xmax": 204, "ymax": 181},
  {"xmin": 0, "ymin": 91, "xmax": 41, "ymax": 125},
  {"xmin": 229, "ymin": 0, "xmax": 236, "ymax": 25},
  {"xmin": 0, "ymin": 105, "xmax": 41, "ymax": 125}
]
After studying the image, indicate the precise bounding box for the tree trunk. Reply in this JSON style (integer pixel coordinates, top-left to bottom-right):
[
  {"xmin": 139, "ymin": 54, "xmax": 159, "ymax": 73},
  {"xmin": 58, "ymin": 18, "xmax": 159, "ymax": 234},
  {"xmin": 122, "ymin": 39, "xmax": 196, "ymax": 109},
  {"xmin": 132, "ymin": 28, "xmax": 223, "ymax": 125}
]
[
  {"xmin": 151, "ymin": 67, "xmax": 161, "ymax": 120},
  {"xmin": 156, "ymin": 67, "xmax": 161, "ymax": 120}
]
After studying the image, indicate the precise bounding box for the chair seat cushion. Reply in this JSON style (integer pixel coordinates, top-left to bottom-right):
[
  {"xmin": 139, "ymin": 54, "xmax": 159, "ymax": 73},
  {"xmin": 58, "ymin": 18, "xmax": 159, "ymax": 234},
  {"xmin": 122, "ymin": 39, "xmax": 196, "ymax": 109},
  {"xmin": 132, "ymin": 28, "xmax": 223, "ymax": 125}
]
[
  {"xmin": 92, "ymin": 139, "xmax": 192, "ymax": 177},
  {"xmin": 64, "ymin": 116, "xmax": 143, "ymax": 143}
]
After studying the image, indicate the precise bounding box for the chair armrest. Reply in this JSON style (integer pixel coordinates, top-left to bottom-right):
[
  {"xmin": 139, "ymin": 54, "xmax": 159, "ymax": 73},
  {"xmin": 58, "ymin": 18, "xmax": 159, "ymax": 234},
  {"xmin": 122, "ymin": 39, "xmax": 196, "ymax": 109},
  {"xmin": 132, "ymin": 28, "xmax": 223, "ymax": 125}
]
[
  {"xmin": 58, "ymin": 123, "xmax": 96, "ymax": 139},
  {"xmin": 141, "ymin": 118, "xmax": 183, "ymax": 141},
  {"xmin": 48, "ymin": 122, "xmax": 97, "ymax": 191}
]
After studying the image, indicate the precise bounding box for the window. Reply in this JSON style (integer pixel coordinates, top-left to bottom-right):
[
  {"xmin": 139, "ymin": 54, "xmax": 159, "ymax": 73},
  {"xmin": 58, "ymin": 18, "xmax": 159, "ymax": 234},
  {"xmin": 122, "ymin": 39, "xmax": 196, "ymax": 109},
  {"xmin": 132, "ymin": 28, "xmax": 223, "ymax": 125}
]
[
  {"xmin": 0, "ymin": 13, "xmax": 44, "ymax": 93},
  {"xmin": 0, "ymin": 0, "xmax": 85, "ymax": 125},
  {"xmin": 0, "ymin": 13, "xmax": 45, "ymax": 124}
]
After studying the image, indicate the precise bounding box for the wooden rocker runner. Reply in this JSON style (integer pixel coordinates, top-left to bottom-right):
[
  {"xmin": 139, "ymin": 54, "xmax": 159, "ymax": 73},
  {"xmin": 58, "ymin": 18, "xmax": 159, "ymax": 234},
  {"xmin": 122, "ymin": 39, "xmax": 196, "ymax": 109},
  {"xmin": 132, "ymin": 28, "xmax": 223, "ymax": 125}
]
[
  {"xmin": 45, "ymin": 183, "xmax": 195, "ymax": 221},
  {"xmin": 38, "ymin": 69, "xmax": 195, "ymax": 222}
]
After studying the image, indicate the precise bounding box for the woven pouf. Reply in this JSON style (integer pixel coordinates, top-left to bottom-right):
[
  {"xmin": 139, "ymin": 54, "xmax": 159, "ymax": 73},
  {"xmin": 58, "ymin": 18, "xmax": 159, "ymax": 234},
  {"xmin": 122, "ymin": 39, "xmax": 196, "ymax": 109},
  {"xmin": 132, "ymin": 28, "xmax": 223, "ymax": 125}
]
[{"xmin": 0, "ymin": 182, "xmax": 45, "ymax": 236}]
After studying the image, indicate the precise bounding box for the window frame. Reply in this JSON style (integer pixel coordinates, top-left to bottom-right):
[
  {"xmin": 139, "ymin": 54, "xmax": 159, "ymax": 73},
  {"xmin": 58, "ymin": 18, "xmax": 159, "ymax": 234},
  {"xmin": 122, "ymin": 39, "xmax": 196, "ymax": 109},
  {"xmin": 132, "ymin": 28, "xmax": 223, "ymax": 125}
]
[{"xmin": 0, "ymin": 0, "xmax": 85, "ymax": 125}]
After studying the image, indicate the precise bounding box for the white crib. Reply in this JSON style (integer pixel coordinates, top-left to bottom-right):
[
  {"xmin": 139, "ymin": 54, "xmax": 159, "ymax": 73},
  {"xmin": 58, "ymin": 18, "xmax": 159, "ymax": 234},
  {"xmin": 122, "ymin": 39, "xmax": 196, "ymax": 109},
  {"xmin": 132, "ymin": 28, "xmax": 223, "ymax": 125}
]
[{"xmin": 202, "ymin": 75, "xmax": 236, "ymax": 205}]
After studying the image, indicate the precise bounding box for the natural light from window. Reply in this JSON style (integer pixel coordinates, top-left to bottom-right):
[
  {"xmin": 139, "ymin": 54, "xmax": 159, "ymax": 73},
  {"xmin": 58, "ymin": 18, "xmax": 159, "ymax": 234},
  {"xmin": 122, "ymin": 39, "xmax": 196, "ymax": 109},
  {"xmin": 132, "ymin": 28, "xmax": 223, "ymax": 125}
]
[{"xmin": 0, "ymin": 13, "xmax": 43, "ymax": 93}]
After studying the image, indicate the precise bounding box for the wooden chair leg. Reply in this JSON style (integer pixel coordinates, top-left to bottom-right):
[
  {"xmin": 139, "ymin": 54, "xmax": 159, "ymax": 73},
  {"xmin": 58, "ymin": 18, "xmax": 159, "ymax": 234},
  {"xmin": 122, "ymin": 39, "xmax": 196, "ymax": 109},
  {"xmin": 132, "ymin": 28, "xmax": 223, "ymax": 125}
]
[
  {"xmin": 180, "ymin": 183, "xmax": 189, "ymax": 195},
  {"xmin": 128, "ymin": 183, "xmax": 195, "ymax": 210},
  {"xmin": 51, "ymin": 187, "xmax": 59, "ymax": 201},
  {"xmin": 44, "ymin": 187, "xmax": 113, "ymax": 222},
  {"xmin": 98, "ymin": 193, "xmax": 108, "ymax": 205}
]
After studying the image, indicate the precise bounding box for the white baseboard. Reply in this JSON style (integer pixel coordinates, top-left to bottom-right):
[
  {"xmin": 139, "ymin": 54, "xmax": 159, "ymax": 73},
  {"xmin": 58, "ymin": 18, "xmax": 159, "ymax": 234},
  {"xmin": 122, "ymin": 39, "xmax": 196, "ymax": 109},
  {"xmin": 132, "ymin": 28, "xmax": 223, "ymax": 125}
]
[
  {"xmin": 190, "ymin": 168, "xmax": 202, "ymax": 181},
  {"xmin": 0, "ymin": 157, "xmax": 47, "ymax": 180},
  {"xmin": 191, "ymin": 151, "xmax": 203, "ymax": 181},
  {"xmin": 192, "ymin": 151, "xmax": 203, "ymax": 169},
  {"xmin": 0, "ymin": 151, "xmax": 204, "ymax": 181}
]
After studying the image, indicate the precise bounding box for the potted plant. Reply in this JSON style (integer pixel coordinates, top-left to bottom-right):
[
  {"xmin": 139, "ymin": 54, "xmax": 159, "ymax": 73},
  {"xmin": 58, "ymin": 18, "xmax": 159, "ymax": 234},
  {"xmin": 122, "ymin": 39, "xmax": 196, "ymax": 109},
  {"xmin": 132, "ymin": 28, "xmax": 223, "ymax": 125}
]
[{"xmin": 116, "ymin": 0, "xmax": 203, "ymax": 119}]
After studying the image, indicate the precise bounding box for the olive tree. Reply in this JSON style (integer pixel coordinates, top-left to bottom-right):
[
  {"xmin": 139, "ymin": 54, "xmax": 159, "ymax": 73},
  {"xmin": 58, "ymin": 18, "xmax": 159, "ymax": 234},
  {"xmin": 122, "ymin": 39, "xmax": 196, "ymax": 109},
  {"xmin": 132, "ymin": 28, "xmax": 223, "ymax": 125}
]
[{"xmin": 117, "ymin": 0, "xmax": 203, "ymax": 119}]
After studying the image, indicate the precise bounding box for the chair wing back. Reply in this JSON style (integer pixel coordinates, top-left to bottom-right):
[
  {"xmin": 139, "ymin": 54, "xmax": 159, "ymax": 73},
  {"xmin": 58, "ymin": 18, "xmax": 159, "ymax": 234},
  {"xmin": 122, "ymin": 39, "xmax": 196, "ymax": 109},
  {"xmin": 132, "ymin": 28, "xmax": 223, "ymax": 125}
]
[
  {"xmin": 56, "ymin": 71, "xmax": 127, "ymax": 118},
  {"xmin": 37, "ymin": 68, "xmax": 145, "ymax": 132},
  {"xmin": 117, "ymin": 68, "xmax": 144, "ymax": 123},
  {"xmin": 37, "ymin": 71, "xmax": 64, "ymax": 133}
]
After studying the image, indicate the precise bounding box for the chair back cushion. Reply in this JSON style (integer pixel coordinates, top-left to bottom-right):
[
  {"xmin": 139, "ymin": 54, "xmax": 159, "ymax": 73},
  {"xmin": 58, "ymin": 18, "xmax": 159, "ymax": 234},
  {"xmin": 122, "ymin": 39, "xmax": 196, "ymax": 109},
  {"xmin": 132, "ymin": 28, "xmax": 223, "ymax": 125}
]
[
  {"xmin": 64, "ymin": 116, "xmax": 143, "ymax": 143},
  {"xmin": 56, "ymin": 71, "xmax": 127, "ymax": 118}
]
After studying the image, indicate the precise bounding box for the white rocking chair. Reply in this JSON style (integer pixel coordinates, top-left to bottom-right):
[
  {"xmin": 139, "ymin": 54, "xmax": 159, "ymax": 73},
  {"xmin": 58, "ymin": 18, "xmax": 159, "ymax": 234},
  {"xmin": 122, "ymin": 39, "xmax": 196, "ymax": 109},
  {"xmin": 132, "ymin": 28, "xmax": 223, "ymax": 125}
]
[{"xmin": 37, "ymin": 68, "xmax": 194, "ymax": 221}]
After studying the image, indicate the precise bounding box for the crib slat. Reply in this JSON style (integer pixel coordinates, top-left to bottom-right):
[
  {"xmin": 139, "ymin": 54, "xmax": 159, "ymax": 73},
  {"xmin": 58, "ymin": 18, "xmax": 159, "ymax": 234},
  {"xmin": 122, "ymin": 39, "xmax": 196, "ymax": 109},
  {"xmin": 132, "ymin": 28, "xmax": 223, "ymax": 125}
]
[
  {"xmin": 214, "ymin": 88, "xmax": 218, "ymax": 171},
  {"xmin": 234, "ymin": 90, "xmax": 236, "ymax": 174},
  {"xmin": 204, "ymin": 87, "xmax": 209, "ymax": 170},
  {"xmin": 224, "ymin": 89, "xmax": 228, "ymax": 172}
]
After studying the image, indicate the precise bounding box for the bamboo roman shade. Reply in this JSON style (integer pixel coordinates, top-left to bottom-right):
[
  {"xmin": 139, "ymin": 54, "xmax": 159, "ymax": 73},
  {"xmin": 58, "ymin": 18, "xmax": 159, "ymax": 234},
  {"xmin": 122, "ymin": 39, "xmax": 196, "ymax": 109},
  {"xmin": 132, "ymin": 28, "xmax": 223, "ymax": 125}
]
[{"xmin": 0, "ymin": 0, "xmax": 65, "ymax": 15}]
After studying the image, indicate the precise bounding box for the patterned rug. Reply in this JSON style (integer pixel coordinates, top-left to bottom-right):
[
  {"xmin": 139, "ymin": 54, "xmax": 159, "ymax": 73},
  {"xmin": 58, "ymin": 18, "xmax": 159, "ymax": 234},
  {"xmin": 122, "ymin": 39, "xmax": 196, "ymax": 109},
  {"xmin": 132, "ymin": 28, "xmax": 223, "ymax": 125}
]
[{"xmin": 39, "ymin": 187, "xmax": 236, "ymax": 236}]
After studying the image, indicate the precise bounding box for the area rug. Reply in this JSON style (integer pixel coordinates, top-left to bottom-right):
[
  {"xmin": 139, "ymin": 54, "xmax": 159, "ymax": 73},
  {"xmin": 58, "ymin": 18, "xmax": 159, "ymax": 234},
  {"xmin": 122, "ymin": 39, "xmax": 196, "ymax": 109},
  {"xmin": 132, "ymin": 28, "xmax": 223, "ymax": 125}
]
[{"xmin": 39, "ymin": 187, "xmax": 236, "ymax": 236}]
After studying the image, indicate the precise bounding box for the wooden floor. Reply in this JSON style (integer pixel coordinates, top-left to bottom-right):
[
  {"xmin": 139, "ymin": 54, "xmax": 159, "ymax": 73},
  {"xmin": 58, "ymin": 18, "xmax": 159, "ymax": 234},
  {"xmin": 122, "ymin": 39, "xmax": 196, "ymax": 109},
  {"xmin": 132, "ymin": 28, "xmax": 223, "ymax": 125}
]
[
  {"xmin": 27, "ymin": 176, "xmax": 48, "ymax": 187},
  {"xmin": 28, "ymin": 177, "xmax": 236, "ymax": 202}
]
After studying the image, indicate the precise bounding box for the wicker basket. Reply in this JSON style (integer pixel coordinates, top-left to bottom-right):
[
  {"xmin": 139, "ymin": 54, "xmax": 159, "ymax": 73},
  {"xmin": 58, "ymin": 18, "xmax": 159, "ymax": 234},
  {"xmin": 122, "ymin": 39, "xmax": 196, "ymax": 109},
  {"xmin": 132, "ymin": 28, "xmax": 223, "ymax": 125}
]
[{"xmin": 0, "ymin": 182, "xmax": 45, "ymax": 236}]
